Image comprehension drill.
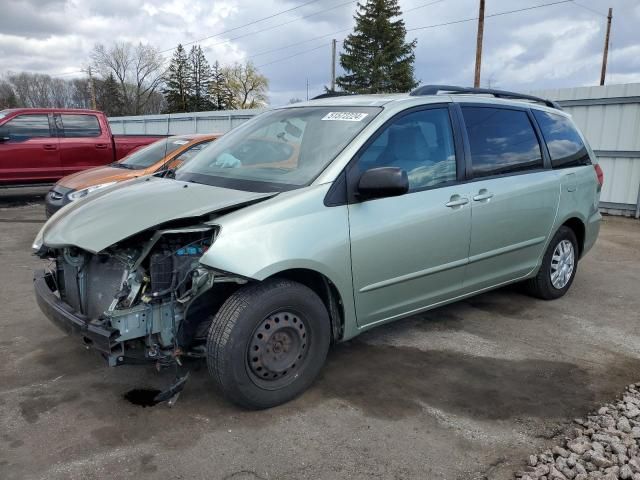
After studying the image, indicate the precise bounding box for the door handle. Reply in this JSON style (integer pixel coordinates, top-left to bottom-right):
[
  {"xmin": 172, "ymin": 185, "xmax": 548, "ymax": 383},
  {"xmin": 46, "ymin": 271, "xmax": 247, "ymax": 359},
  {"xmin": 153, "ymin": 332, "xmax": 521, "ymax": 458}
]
[
  {"xmin": 43, "ymin": 144, "xmax": 57, "ymax": 151},
  {"xmin": 445, "ymin": 196, "xmax": 469, "ymax": 208},
  {"xmin": 473, "ymin": 189, "xmax": 494, "ymax": 202},
  {"xmin": 95, "ymin": 144, "xmax": 108, "ymax": 149}
]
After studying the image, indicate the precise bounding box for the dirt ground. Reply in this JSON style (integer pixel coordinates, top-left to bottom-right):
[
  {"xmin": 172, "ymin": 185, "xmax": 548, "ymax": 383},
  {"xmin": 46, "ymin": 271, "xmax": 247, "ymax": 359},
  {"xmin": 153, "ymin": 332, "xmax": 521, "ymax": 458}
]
[{"xmin": 1, "ymin": 189, "xmax": 639, "ymax": 480}]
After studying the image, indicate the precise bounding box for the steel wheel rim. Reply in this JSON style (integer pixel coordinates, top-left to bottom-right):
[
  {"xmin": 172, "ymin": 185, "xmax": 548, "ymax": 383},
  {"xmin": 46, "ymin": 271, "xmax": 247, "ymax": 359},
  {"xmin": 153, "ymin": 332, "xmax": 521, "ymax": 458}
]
[
  {"xmin": 550, "ymin": 239, "xmax": 575, "ymax": 289},
  {"xmin": 246, "ymin": 310, "xmax": 309, "ymax": 390}
]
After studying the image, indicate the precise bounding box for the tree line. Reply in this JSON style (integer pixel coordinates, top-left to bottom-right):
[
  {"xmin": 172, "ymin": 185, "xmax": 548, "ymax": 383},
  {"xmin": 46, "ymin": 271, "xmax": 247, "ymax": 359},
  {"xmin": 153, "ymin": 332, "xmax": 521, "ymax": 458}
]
[
  {"xmin": 0, "ymin": 42, "xmax": 268, "ymax": 116},
  {"xmin": 162, "ymin": 44, "xmax": 268, "ymax": 113}
]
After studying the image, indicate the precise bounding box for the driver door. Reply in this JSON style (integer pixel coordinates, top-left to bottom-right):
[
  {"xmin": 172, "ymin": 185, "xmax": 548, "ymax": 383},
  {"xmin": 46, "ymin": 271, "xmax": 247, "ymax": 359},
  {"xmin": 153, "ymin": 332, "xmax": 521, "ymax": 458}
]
[{"xmin": 347, "ymin": 105, "xmax": 471, "ymax": 327}]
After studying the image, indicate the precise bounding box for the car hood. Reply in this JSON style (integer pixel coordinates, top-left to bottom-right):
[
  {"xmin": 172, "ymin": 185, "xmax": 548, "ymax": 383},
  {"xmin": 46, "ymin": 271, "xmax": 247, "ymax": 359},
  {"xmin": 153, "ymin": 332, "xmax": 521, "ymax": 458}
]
[
  {"xmin": 56, "ymin": 165, "xmax": 146, "ymax": 190},
  {"xmin": 40, "ymin": 176, "xmax": 275, "ymax": 253}
]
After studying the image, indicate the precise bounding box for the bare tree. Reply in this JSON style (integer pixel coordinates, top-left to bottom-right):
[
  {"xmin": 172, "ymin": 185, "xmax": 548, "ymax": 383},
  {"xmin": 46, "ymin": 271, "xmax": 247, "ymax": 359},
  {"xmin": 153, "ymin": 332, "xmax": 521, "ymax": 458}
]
[
  {"xmin": 222, "ymin": 62, "xmax": 269, "ymax": 109},
  {"xmin": 91, "ymin": 42, "xmax": 166, "ymax": 115},
  {"xmin": 0, "ymin": 79, "xmax": 19, "ymax": 109}
]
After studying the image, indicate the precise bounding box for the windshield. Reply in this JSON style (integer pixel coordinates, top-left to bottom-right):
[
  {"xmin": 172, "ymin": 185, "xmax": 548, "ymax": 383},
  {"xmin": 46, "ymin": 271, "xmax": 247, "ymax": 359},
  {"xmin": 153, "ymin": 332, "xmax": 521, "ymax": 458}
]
[
  {"xmin": 120, "ymin": 137, "xmax": 191, "ymax": 169},
  {"xmin": 174, "ymin": 106, "xmax": 380, "ymax": 190}
]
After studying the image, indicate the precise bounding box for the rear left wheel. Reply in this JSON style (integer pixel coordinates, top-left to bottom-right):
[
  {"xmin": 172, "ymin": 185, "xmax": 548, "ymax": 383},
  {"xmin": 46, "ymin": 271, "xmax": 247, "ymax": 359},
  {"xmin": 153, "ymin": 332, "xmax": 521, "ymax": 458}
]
[
  {"xmin": 524, "ymin": 226, "xmax": 578, "ymax": 300},
  {"xmin": 206, "ymin": 278, "xmax": 331, "ymax": 409}
]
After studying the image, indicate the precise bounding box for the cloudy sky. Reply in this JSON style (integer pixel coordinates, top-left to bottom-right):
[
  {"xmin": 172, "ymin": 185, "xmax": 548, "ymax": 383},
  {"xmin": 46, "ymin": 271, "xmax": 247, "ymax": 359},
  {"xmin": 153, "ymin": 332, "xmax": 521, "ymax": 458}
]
[{"xmin": 2, "ymin": 0, "xmax": 639, "ymax": 106}]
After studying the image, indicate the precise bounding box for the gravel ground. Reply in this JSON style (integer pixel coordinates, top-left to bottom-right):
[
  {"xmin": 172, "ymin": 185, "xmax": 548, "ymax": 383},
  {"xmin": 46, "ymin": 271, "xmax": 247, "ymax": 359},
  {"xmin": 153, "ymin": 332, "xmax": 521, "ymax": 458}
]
[
  {"xmin": 1, "ymin": 192, "xmax": 639, "ymax": 480},
  {"xmin": 517, "ymin": 383, "xmax": 640, "ymax": 480}
]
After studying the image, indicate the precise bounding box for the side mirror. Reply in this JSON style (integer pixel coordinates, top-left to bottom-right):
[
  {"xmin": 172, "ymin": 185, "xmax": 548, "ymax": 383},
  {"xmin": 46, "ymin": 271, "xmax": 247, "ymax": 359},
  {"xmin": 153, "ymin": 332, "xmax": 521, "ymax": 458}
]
[{"xmin": 357, "ymin": 167, "xmax": 409, "ymax": 200}]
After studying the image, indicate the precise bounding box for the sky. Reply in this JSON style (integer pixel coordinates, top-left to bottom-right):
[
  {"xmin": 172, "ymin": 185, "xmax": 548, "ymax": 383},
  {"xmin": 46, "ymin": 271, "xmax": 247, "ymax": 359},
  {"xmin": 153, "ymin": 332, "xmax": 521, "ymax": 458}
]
[{"xmin": 2, "ymin": 0, "xmax": 639, "ymax": 106}]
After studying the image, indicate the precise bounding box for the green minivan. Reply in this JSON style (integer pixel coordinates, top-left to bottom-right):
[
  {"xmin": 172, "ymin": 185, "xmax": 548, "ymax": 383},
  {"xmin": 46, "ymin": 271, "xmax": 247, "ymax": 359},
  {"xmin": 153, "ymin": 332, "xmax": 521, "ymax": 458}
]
[{"xmin": 33, "ymin": 86, "xmax": 602, "ymax": 408}]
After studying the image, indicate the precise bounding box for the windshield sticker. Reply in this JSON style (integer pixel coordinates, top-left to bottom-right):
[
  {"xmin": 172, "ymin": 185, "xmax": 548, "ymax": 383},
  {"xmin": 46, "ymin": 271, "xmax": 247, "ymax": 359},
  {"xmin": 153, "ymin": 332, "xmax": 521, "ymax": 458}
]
[
  {"xmin": 321, "ymin": 112, "xmax": 369, "ymax": 122},
  {"xmin": 172, "ymin": 140, "xmax": 189, "ymax": 145}
]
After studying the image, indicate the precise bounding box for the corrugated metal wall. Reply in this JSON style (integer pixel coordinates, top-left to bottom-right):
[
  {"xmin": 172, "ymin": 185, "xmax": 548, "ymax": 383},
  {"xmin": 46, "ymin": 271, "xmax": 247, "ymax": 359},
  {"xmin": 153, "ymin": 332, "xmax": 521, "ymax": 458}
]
[
  {"xmin": 110, "ymin": 83, "xmax": 640, "ymax": 217},
  {"xmin": 532, "ymin": 84, "xmax": 640, "ymax": 217},
  {"xmin": 108, "ymin": 109, "xmax": 263, "ymax": 135}
]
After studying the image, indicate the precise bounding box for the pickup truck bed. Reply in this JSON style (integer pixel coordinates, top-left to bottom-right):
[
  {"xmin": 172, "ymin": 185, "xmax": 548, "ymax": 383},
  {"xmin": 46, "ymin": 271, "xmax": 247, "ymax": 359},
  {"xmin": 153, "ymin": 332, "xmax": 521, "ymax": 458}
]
[{"xmin": 0, "ymin": 108, "xmax": 164, "ymax": 186}]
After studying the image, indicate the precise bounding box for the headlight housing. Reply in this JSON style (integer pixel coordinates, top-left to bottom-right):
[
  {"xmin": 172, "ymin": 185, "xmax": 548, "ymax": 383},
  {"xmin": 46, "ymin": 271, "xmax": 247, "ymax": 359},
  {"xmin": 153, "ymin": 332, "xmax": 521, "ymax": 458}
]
[
  {"xmin": 32, "ymin": 227, "xmax": 44, "ymax": 252},
  {"xmin": 67, "ymin": 182, "xmax": 117, "ymax": 201}
]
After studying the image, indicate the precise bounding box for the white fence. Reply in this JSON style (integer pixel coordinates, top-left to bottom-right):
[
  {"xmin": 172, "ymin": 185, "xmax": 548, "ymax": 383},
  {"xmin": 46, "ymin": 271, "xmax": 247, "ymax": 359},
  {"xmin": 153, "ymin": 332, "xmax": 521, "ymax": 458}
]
[
  {"xmin": 108, "ymin": 109, "xmax": 263, "ymax": 135},
  {"xmin": 109, "ymin": 83, "xmax": 640, "ymax": 218}
]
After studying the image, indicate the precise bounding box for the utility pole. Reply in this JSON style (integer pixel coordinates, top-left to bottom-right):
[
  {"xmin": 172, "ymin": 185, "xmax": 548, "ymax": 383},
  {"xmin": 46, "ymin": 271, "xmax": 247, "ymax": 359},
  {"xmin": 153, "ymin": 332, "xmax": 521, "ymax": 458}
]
[
  {"xmin": 306, "ymin": 78, "xmax": 309, "ymax": 101},
  {"xmin": 600, "ymin": 7, "xmax": 613, "ymax": 86},
  {"xmin": 330, "ymin": 39, "xmax": 337, "ymax": 92},
  {"xmin": 87, "ymin": 66, "xmax": 97, "ymax": 110},
  {"xmin": 474, "ymin": 0, "xmax": 485, "ymax": 88}
]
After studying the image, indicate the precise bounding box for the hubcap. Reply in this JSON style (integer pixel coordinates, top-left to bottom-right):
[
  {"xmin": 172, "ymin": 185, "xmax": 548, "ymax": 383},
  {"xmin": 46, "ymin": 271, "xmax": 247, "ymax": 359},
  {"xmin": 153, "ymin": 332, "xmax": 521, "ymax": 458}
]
[
  {"xmin": 247, "ymin": 311, "xmax": 308, "ymax": 387},
  {"xmin": 550, "ymin": 239, "xmax": 575, "ymax": 289}
]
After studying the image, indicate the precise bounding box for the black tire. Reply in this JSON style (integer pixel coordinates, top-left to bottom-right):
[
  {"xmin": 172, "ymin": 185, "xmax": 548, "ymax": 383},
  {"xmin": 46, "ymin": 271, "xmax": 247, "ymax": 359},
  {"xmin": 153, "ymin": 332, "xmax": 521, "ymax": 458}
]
[
  {"xmin": 524, "ymin": 226, "xmax": 579, "ymax": 300},
  {"xmin": 206, "ymin": 278, "xmax": 331, "ymax": 409}
]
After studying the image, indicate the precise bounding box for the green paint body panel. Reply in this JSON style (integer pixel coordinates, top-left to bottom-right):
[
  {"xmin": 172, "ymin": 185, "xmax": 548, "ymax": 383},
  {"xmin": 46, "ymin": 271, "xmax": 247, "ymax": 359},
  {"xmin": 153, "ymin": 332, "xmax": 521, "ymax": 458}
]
[{"xmin": 37, "ymin": 94, "xmax": 602, "ymax": 343}]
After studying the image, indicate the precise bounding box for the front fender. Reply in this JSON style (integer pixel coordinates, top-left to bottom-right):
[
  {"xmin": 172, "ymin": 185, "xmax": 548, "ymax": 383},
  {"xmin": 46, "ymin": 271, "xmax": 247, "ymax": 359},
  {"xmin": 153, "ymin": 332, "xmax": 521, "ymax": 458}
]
[{"xmin": 200, "ymin": 184, "xmax": 358, "ymax": 338}]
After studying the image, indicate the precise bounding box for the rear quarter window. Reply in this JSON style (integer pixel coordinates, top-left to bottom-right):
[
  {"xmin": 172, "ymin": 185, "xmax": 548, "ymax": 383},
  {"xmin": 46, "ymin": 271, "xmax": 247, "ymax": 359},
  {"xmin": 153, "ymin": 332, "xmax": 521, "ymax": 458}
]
[
  {"xmin": 60, "ymin": 114, "xmax": 101, "ymax": 138},
  {"xmin": 532, "ymin": 110, "xmax": 591, "ymax": 168}
]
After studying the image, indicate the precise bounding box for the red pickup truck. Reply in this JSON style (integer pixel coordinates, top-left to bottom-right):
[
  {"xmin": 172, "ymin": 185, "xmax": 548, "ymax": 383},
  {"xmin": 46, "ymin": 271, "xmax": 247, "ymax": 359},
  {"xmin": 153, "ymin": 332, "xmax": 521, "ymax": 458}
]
[{"xmin": 0, "ymin": 108, "xmax": 164, "ymax": 186}]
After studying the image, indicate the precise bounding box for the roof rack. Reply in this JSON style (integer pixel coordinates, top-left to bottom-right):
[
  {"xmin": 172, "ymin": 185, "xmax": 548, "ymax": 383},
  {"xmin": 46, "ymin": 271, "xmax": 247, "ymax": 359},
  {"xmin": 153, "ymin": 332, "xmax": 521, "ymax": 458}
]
[
  {"xmin": 409, "ymin": 84, "xmax": 562, "ymax": 110},
  {"xmin": 311, "ymin": 91, "xmax": 354, "ymax": 100}
]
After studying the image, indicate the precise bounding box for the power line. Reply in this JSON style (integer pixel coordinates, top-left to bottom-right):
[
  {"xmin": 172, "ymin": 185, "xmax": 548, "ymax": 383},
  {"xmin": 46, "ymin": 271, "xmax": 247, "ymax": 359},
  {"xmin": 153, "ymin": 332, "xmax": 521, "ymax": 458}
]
[
  {"xmin": 49, "ymin": 0, "xmax": 443, "ymax": 78},
  {"xmin": 570, "ymin": 0, "xmax": 608, "ymax": 17},
  {"xmin": 247, "ymin": 0, "xmax": 444, "ymax": 60},
  {"xmin": 49, "ymin": 0, "xmax": 573, "ymax": 78},
  {"xmin": 257, "ymin": 43, "xmax": 330, "ymax": 68},
  {"xmin": 248, "ymin": 29, "xmax": 350, "ymax": 59},
  {"xmin": 406, "ymin": 0, "xmax": 573, "ymax": 33},
  {"xmin": 199, "ymin": 0, "xmax": 357, "ymax": 54},
  {"xmin": 159, "ymin": 0, "xmax": 324, "ymax": 54},
  {"xmin": 259, "ymin": 0, "xmax": 574, "ymax": 70}
]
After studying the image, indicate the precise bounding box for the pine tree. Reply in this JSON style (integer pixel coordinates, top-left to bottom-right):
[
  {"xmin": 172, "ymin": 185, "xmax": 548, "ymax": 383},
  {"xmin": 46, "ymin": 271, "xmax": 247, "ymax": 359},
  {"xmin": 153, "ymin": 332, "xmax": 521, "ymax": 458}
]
[
  {"xmin": 209, "ymin": 61, "xmax": 232, "ymax": 110},
  {"xmin": 188, "ymin": 45, "xmax": 213, "ymax": 111},
  {"xmin": 337, "ymin": 0, "xmax": 417, "ymax": 94},
  {"xmin": 96, "ymin": 73, "xmax": 124, "ymax": 116},
  {"xmin": 163, "ymin": 44, "xmax": 192, "ymax": 113}
]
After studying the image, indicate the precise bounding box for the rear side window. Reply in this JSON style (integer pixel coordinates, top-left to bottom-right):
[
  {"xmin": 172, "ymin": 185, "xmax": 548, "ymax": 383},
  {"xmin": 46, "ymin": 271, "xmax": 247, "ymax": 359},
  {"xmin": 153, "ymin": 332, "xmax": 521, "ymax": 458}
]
[
  {"xmin": 60, "ymin": 114, "xmax": 101, "ymax": 137},
  {"xmin": 461, "ymin": 107, "xmax": 543, "ymax": 178},
  {"xmin": 355, "ymin": 108, "xmax": 457, "ymax": 191},
  {"xmin": 3, "ymin": 114, "xmax": 51, "ymax": 138},
  {"xmin": 532, "ymin": 110, "xmax": 591, "ymax": 168}
]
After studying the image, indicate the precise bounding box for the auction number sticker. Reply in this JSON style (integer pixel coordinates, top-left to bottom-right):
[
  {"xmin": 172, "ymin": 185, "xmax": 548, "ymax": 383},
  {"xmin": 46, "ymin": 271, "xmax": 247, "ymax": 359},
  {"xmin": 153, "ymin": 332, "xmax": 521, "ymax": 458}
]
[{"xmin": 321, "ymin": 112, "xmax": 369, "ymax": 122}]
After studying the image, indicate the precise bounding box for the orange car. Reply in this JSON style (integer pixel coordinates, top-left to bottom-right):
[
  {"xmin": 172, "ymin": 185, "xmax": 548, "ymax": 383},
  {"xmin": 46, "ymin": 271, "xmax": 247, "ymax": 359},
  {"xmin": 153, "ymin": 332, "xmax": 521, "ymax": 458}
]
[{"xmin": 45, "ymin": 134, "xmax": 220, "ymax": 216}]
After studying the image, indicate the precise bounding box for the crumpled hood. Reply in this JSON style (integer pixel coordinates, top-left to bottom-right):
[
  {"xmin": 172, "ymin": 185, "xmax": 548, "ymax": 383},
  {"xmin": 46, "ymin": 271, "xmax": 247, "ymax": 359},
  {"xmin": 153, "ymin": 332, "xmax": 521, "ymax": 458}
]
[{"xmin": 40, "ymin": 176, "xmax": 275, "ymax": 253}]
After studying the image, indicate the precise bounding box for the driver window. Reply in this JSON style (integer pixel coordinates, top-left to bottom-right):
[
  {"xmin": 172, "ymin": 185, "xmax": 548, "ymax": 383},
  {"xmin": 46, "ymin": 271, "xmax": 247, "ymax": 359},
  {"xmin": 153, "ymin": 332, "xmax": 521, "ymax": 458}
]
[{"xmin": 357, "ymin": 108, "xmax": 456, "ymax": 191}]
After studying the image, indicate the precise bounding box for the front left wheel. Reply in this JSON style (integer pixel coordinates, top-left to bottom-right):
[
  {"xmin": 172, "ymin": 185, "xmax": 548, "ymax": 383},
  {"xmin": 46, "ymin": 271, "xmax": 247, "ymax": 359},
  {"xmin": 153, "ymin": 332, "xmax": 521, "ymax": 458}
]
[{"xmin": 206, "ymin": 278, "xmax": 331, "ymax": 409}]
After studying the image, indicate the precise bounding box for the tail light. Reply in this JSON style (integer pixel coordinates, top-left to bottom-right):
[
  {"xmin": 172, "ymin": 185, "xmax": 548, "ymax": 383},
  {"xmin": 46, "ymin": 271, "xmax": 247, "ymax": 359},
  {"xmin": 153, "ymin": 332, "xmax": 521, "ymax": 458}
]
[{"xmin": 594, "ymin": 164, "xmax": 604, "ymax": 188}]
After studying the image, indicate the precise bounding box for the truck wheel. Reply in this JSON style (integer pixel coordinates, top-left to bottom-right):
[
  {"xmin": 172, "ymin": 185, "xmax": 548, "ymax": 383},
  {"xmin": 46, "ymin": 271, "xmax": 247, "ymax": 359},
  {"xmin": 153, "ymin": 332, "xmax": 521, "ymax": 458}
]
[
  {"xmin": 206, "ymin": 278, "xmax": 331, "ymax": 409},
  {"xmin": 524, "ymin": 226, "xmax": 578, "ymax": 300}
]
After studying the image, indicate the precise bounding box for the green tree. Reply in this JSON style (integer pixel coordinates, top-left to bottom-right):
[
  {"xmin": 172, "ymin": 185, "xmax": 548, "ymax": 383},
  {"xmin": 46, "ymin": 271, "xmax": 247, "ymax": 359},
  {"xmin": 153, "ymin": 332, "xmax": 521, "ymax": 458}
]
[
  {"xmin": 163, "ymin": 44, "xmax": 192, "ymax": 113},
  {"xmin": 96, "ymin": 73, "xmax": 124, "ymax": 116},
  {"xmin": 188, "ymin": 45, "xmax": 213, "ymax": 111},
  {"xmin": 208, "ymin": 61, "xmax": 233, "ymax": 110},
  {"xmin": 223, "ymin": 62, "xmax": 269, "ymax": 109},
  {"xmin": 337, "ymin": 0, "xmax": 417, "ymax": 94}
]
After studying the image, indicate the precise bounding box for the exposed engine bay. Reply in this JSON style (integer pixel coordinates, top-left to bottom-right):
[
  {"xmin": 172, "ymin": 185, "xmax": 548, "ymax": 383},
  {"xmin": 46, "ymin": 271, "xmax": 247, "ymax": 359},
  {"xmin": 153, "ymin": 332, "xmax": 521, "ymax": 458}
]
[{"xmin": 39, "ymin": 223, "xmax": 247, "ymax": 370}]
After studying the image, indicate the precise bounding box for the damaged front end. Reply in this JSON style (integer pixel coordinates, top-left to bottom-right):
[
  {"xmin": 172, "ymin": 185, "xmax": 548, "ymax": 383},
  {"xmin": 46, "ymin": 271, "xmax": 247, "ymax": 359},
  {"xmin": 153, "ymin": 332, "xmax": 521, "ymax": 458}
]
[{"xmin": 34, "ymin": 223, "xmax": 247, "ymax": 369}]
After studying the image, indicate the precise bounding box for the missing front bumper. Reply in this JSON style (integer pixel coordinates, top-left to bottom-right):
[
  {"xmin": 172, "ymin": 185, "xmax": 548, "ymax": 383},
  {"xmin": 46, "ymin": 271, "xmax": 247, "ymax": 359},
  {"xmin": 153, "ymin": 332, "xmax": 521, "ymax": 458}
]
[{"xmin": 33, "ymin": 269, "xmax": 118, "ymax": 355}]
